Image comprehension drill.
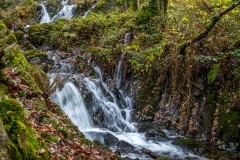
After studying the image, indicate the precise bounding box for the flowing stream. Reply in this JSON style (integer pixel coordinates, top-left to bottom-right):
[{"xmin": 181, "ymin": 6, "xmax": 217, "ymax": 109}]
[{"xmin": 46, "ymin": 47, "xmax": 207, "ymax": 160}]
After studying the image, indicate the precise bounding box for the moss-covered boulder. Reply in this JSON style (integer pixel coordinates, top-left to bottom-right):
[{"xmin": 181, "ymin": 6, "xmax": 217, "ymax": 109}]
[
  {"xmin": 24, "ymin": 49, "xmax": 47, "ymax": 63},
  {"xmin": 0, "ymin": 98, "xmax": 49, "ymax": 160},
  {"xmin": 0, "ymin": 20, "xmax": 43, "ymax": 93}
]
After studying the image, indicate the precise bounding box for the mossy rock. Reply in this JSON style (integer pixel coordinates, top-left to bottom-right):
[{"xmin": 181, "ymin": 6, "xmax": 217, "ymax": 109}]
[
  {"xmin": 173, "ymin": 137, "xmax": 201, "ymax": 151},
  {"xmin": 13, "ymin": 30, "xmax": 25, "ymax": 41},
  {"xmin": 0, "ymin": 83, "xmax": 9, "ymax": 98},
  {"xmin": 24, "ymin": 49, "xmax": 47, "ymax": 61},
  {"xmin": 0, "ymin": 98, "xmax": 49, "ymax": 160},
  {"xmin": 207, "ymin": 63, "xmax": 220, "ymax": 85},
  {"xmin": 0, "ymin": 20, "xmax": 43, "ymax": 93}
]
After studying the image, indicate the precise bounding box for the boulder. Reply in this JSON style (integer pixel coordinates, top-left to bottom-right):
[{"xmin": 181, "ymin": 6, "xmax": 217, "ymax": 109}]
[
  {"xmin": 116, "ymin": 140, "xmax": 135, "ymax": 153},
  {"xmin": 103, "ymin": 133, "xmax": 118, "ymax": 146}
]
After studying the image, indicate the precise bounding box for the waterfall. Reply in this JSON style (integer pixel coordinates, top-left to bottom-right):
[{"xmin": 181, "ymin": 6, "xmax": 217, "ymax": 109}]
[
  {"xmin": 40, "ymin": 0, "xmax": 99, "ymax": 23},
  {"xmin": 47, "ymin": 51, "xmax": 207, "ymax": 159},
  {"xmin": 83, "ymin": 2, "xmax": 98, "ymax": 18},
  {"xmin": 115, "ymin": 32, "xmax": 132, "ymax": 89},
  {"xmin": 51, "ymin": 82, "xmax": 94, "ymax": 130},
  {"xmin": 84, "ymin": 77, "xmax": 137, "ymax": 132},
  {"xmin": 115, "ymin": 59, "xmax": 123, "ymax": 89},
  {"xmin": 40, "ymin": 0, "xmax": 76, "ymax": 23},
  {"xmin": 51, "ymin": 5, "xmax": 77, "ymax": 22},
  {"xmin": 40, "ymin": 3, "xmax": 51, "ymax": 24},
  {"xmin": 124, "ymin": 32, "xmax": 132, "ymax": 45}
]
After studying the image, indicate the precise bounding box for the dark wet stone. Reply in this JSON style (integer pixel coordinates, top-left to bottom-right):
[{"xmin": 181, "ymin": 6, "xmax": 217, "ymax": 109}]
[
  {"xmin": 103, "ymin": 133, "xmax": 119, "ymax": 146},
  {"xmin": 116, "ymin": 140, "xmax": 135, "ymax": 152},
  {"xmin": 145, "ymin": 129, "xmax": 169, "ymax": 142}
]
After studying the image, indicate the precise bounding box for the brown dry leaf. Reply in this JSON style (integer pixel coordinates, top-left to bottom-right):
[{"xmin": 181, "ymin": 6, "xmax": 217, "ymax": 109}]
[{"xmin": 38, "ymin": 148, "xmax": 46, "ymax": 154}]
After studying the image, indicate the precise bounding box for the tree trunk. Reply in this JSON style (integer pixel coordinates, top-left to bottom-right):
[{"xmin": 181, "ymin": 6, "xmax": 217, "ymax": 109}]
[{"xmin": 159, "ymin": 0, "xmax": 168, "ymax": 15}]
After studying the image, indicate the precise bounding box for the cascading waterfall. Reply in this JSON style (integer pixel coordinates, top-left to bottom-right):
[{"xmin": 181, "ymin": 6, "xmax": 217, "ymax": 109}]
[
  {"xmin": 51, "ymin": 4, "xmax": 77, "ymax": 22},
  {"xmin": 115, "ymin": 33, "xmax": 132, "ymax": 89},
  {"xmin": 40, "ymin": 0, "xmax": 76, "ymax": 24},
  {"xmin": 40, "ymin": 3, "xmax": 51, "ymax": 24},
  {"xmin": 48, "ymin": 47, "xmax": 207, "ymax": 159},
  {"xmin": 40, "ymin": 0, "xmax": 98, "ymax": 23},
  {"xmin": 51, "ymin": 82, "xmax": 94, "ymax": 130},
  {"xmin": 83, "ymin": 68, "xmax": 206, "ymax": 160},
  {"xmin": 84, "ymin": 77, "xmax": 137, "ymax": 133},
  {"xmin": 115, "ymin": 59, "xmax": 123, "ymax": 89}
]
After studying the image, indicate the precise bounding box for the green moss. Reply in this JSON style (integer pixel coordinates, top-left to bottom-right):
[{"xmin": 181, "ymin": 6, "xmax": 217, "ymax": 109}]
[
  {"xmin": 0, "ymin": 99, "xmax": 49, "ymax": 159},
  {"xmin": 0, "ymin": 34, "xmax": 17, "ymax": 47},
  {"xmin": 0, "ymin": 83, "xmax": 9, "ymax": 97},
  {"xmin": 41, "ymin": 133, "xmax": 59, "ymax": 143},
  {"xmin": 180, "ymin": 138, "xmax": 199, "ymax": 146},
  {"xmin": 0, "ymin": 21, "xmax": 42, "ymax": 93},
  {"xmin": 14, "ymin": 30, "xmax": 25, "ymax": 41},
  {"xmin": 81, "ymin": 138, "xmax": 92, "ymax": 145},
  {"xmin": 218, "ymin": 94, "xmax": 240, "ymax": 142},
  {"xmin": 25, "ymin": 49, "xmax": 47, "ymax": 61},
  {"xmin": 207, "ymin": 64, "xmax": 220, "ymax": 85}
]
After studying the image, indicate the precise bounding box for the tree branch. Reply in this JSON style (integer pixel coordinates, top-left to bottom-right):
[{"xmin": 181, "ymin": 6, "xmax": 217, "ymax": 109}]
[{"xmin": 178, "ymin": 0, "xmax": 240, "ymax": 55}]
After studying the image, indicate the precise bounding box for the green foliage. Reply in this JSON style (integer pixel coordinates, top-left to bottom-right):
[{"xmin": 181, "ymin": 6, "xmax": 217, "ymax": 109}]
[
  {"xmin": 138, "ymin": 0, "xmax": 159, "ymax": 23},
  {"xmin": 207, "ymin": 64, "xmax": 220, "ymax": 85},
  {"xmin": 128, "ymin": 44, "xmax": 163, "ymax": 76},
  {"xmin": 129, "ymin": 0, "xmax": 138, "ymax": 11},
  {"xmin": 218, "ymin": 94, "xmax": 240, "ymax": 142},
  {"xmin": 13, "ymin": 30, "xmax": 25, "ymax": 41},
  {"xmin": 0, "ymin": 99, "xmax": 49, "ymax": 160}
]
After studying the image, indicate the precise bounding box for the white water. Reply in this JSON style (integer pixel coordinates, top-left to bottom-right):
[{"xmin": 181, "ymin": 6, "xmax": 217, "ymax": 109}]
[
  {"xmin": 51, "ymin": 82, "xmax": 93, "ymax": 130},
  {"xmin": 40, "ymin": 3, "xmax": 51, "ymax": 24},
  {"xmin": 115, "ymin": 59, "xmax": 123, "ymax": 89},
  {"xmin": 50, "ymin": 67, "xmax": 206, "ymax": 159},
  {"xmin": 124, "ymin": 33, "xmax": 131, "ymax": 45},
  {"xmin": 40, "ymin": 0, "xmax": 98, "ymax": 23},
  {"xmin": 115, "ymin": 33, "xmax": 131, "ymax": 89},
  {"xmin": 40, "ymin": 0, "xmax": 76, "ymax": 24}
]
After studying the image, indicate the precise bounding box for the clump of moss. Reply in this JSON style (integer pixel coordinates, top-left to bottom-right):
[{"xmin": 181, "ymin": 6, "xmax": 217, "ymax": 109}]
[
  {"xmin": 0, "ymin": 98, "xmax": 49, "ymax": 160},
  {"xmin": 14, "ymin": 30, "xmax": 24, "ymax": 41},
  {"xmin": 207, "ymin": 63, "xmax": 220, "ymax": 85},
  {"xmin": 24, "ymin": 49, "xmax": 47, "ymax": 61},
  {"xmin": 0, "ymin": 20, "xmax": 43, "ymax": 93}
]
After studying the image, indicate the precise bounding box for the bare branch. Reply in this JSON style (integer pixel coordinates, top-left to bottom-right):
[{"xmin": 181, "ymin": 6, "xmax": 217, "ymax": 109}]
[{"xmin": 178, "ymin": 0, "xmax": 240, "ymax": 55}]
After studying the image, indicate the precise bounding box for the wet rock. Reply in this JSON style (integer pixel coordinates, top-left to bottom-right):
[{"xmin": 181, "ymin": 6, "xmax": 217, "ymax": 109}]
[
  {"xmin": 116, "ymin": 140, "xmax": 135, "ymax": 152},
  {"xmin": 145, "ymin": 129, "xmax": 169, "ymax": 142},
  {"xmin": 103, "ymin": 133, "xmax": 118, "ymax": 146},
  {"xmin": 173, "ymin": 138, "xmax": 201, "ymax": 151},
  {"xmin": 138, "ymin": 122, "xmax": 154, "ymax": 132},
  {"xmin": 25, "ymin": 49, "xmax": 48, "ymax": 62}
]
